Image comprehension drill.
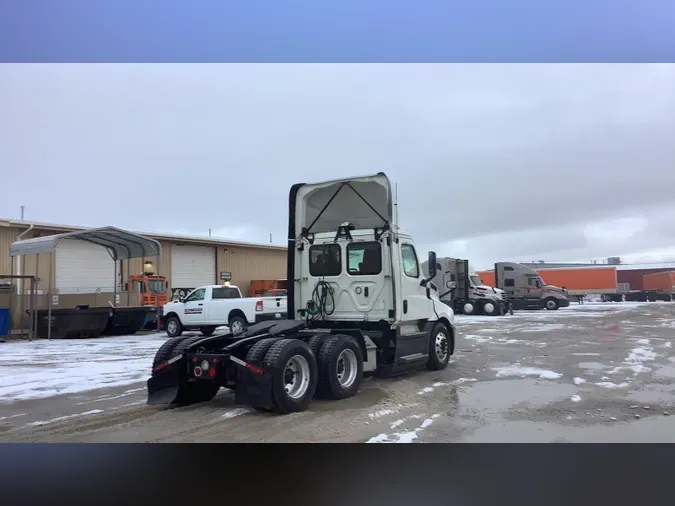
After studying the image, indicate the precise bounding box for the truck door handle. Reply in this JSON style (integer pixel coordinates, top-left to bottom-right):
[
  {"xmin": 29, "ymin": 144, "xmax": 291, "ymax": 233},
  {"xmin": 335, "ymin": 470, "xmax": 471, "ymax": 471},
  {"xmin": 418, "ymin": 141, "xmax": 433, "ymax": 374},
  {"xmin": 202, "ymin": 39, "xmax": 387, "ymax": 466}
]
[
  {"xmin": 198, "ymin": 303, "xmax": 203, "ymax": 306},
  {"xmin": 364, "ymin": 287, "xmax": 369, "ymax": 297},
  {"xmin": 403, "ymin": 300, "xmax": 408, "ymax": 314}
]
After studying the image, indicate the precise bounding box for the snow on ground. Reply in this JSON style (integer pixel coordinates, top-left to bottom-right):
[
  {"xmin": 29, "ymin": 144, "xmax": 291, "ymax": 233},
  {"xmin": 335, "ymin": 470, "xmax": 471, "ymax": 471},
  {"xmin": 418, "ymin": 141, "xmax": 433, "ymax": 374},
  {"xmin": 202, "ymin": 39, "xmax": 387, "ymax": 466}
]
[
  {"xmin": 0, "ymin": 332, "xmax": 170, "ymax": 403},
  {"xmin": 456, "ymin": 302, "xmax": 654, "ymax": 325},
  {"xmin": 493, "ymin": 365, "xmax": 562, "ymax": 380},
  {"xmin": 367, "ymin": 414, "xmax": 441, "ymax": 443}
]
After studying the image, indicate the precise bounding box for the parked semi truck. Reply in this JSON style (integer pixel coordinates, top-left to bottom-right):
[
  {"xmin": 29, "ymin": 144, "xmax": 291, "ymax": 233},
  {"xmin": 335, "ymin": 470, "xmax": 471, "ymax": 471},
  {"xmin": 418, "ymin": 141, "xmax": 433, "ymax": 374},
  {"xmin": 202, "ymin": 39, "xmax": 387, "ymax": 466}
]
[
  {"xmin": 422, "ymin": 257, "xmax": 507, "ymax": 315},
  {"xmin": 146, "ymin": 173, "xmax": 456, "ymax": 414},
  {"xmin": 477, "ymin": 262, "xmax": 570, "ymax": 310}
]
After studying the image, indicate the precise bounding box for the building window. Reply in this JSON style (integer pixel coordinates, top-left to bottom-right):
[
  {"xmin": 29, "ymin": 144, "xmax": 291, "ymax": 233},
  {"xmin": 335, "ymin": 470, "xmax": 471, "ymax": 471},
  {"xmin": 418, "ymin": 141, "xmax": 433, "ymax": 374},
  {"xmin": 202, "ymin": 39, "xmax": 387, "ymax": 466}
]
[{"xmin": 347, "ymin": 242, "xmax": 382, "ymax": 276}]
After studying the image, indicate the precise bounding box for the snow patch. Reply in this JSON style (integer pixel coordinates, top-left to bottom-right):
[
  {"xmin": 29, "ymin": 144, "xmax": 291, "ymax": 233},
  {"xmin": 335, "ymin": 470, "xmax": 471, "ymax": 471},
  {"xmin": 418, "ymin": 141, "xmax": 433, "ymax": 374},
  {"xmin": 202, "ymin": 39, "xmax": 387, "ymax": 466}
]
[
  {"xmin": 664, "ymin": 342, "xmax": 672, "ymax": 348},
  {"xmin": 573, "ymin": 377, "xmax": 587, "ymax": 385},
  {"xmin": 418, "ymin": 378, "xmax": 476, "ymax": 395},
  {"xmin": 368, "ymin": 414, "xmax": 440, "ymax": 443},
  {"xmin": 595, "ymin": 381, "xmax": 631, "ymax": 389},
  {"xmin": 0, "ymin": 332, "xmax": 170, "ymax": 403},
  {"xmin": 23, "ymin": 409, "xmax": 104, "ymax": 428},
  {"xmin": 220, "ymin": 408, "xmax": 250, "ymax": 420},
  {"xmin": 636, "ymin": 339, "xmax": 651, "ymax": 345},
  {"xmin": 572, "ymin": 353, "xmax": 600, "ymax": 356},
  {"xmin": 571, "ymin": 395, "xmax": 582, "ymax": 402},
  {"xmin": 493, "ymin": 365, "xmax": 562, "ymax": 380},
  {"xmin": 369, "ymin": 408, "xmax": 397, "ymax": 420},
  {"xmin": 0, "ymin": 413, "xmax": 27, "ymax": 421}
]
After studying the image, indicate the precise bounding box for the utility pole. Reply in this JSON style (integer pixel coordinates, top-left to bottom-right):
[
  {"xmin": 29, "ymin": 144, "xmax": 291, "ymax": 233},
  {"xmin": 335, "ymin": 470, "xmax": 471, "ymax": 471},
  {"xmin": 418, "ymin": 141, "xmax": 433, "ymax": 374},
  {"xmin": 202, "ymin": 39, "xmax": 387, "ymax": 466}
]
[
  {"xmin": 209, "ymin": 229, "xmax": 212, "ymax": 237},
  {"xmin": 270, "ymin": 233, "xmax": 272, "ymax": 243},
  {"xmin": 20, "ymin": 205, "xmax": 25, "ymax": 220}
]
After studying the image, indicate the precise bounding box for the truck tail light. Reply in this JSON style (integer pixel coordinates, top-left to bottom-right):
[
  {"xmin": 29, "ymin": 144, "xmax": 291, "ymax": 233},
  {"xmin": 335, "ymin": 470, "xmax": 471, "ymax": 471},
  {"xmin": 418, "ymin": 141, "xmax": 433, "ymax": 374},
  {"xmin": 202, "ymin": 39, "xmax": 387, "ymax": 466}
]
[{"xmin": 255, "ymin": 300, "xmax": 263, "ymax": 312}]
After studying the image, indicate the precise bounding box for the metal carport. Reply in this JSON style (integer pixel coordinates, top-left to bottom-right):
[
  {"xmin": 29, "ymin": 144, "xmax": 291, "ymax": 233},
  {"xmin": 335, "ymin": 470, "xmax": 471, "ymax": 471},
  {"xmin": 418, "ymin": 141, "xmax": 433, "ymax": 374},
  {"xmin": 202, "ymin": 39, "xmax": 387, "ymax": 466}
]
[{"xmin": 9, "ymin": 227, "xmax": 163, "ymax": 338}]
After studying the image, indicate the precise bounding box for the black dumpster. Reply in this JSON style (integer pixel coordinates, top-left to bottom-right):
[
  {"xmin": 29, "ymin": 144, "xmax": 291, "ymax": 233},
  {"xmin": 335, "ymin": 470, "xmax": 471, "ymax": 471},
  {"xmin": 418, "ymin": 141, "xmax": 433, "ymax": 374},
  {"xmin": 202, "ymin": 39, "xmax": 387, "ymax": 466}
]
[
  {"xmin": 32, "ymin": 307, "xmax": 111, "ymax": 339},
  {"xmin": 102, "ymin": 306, "xmax": 153, "ymax": 336}
]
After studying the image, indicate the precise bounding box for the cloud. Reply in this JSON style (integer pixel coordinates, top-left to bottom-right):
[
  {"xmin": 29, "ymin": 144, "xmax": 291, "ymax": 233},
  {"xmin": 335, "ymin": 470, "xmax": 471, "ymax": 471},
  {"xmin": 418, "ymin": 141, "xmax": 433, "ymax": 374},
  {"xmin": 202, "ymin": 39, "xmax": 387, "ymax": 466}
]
[{"xmin": 1, "ymin": 64, "xmax": 674, "ymax": 266}]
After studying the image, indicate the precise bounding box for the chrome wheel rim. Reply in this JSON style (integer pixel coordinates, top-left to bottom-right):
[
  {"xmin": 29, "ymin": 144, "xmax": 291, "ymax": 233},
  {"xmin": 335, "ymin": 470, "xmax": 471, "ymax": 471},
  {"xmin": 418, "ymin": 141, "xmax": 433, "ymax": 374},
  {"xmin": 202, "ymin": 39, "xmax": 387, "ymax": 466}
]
[
  {"xmin": 435, "ymin": 332, "xmax": 449, "ymax": 362},
  {"xmin": 484, "ymin": 302, "xmax": 495, "ymax": 314},
  {"xmin": 231, "ymin": 320, "xmax": 244, "ymax": 333},
  {"xmin": 284, "ymin": 355, "xmax": 311, "ymax": 400},
  {"xmin": 336, "ymin": 349, "xmax": 358, "ymax": 388},
  {"xmin": 547, "ymin": 300, "xmax": 556, "ymax": 310},
  {"xmin": 167, "ymin": 320, "xmax": 178, "ymax": 335}
]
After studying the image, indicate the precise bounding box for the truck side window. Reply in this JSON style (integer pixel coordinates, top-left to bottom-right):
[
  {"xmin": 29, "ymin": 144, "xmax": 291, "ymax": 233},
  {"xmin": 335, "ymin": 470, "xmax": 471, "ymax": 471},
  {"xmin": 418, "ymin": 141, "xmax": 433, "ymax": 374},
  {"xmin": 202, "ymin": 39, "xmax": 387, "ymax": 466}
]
[
  {"xmin": 504, "ymin": 278, "xmax": 515, "ymax": 287},
  {"xmin": 309, "ymin": 244, "xmax": 341, "ymax": 277},
  {"xmin": 347, "ymin": 242, "xmax": 382, "ymax": 275},
  {"xmin": 401, "ymin": 244, "xmax": 419, "ymax": 278},
  {"xmin": 504, "ymin": 266, "xmax": 514, "ymax": 271},
  {"xmin": 185, "ymin": 288, "xmax": 206, "ymax": 302}
]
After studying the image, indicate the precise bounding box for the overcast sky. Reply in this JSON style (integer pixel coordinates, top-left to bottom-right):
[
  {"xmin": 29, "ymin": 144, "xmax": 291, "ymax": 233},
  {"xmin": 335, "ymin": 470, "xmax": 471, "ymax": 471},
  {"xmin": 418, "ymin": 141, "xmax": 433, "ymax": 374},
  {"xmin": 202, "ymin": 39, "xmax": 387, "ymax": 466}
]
[{"xmin": 2, "ymin": 64, "xmax": 675, "ymax": 270}]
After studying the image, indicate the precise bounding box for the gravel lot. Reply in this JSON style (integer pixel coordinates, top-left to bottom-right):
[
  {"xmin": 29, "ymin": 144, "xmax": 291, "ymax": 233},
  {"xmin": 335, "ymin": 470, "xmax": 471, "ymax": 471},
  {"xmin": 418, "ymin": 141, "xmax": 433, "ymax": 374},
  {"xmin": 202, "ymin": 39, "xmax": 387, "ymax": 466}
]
[{"xmin": 1, "ymin": 301, "xmax": 674, "ymax": 442}]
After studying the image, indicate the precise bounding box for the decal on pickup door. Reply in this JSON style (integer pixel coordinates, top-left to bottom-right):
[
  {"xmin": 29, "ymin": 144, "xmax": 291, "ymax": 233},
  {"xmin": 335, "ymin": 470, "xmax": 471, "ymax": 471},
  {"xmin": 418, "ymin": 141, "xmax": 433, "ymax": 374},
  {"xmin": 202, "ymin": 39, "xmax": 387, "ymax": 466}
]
[{"xmin": 184, "ymin": 308, "xmax": 203, "ymax": 315}]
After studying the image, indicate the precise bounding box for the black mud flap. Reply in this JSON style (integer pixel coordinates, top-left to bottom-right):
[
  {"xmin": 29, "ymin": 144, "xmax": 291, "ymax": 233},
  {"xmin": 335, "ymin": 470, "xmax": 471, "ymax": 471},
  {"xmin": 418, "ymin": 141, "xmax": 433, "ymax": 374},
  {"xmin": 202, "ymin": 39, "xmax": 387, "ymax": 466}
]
[
  {"xmin": 147, "ymin": 360, "xmax": 185, "ymax": 406},
  {"xmin": 235, "ymin": 366, "xmax": 274, "ymax": 410}
]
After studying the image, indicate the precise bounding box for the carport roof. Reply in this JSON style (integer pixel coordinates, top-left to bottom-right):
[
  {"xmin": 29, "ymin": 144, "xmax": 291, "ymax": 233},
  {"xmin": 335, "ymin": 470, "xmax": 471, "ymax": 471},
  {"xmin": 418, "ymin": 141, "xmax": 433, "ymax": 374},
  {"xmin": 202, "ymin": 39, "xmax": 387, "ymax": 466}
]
[{"xmin": 9, "ymin": 226, "xmax": 162, "ymax": 260}]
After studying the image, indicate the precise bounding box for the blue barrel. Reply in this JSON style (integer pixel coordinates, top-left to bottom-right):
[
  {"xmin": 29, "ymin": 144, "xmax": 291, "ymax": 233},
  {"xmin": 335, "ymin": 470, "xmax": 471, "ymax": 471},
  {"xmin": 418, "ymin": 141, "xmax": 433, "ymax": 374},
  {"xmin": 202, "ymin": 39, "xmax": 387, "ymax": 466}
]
[{"xmin": 0, "ymin": 308, "xmax": 9, "ymax": 337}]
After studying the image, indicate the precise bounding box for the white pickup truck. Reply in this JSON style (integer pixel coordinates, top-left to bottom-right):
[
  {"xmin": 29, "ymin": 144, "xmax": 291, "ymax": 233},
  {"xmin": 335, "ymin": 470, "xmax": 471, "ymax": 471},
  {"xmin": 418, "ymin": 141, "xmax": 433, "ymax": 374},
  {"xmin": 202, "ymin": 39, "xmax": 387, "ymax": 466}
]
[
  {"xmin": 257, "ymin": 289, "xmax": 288, "ymax": 323},
  {"xmin": 162, "ymin": 285, "xmax": 265, "ymax": 338}
]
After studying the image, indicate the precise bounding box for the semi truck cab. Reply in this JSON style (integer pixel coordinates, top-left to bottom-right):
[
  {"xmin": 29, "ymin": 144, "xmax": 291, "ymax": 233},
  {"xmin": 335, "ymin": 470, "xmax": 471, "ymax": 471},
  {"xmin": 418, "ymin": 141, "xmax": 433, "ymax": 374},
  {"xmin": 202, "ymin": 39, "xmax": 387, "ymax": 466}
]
[
  {"xmin": 494, "ymin": 262, "xmax": 569, "ymax": 310},
  {"xmin": 423, "ymin": 257, "xmax": 507, "ymax": 316}
]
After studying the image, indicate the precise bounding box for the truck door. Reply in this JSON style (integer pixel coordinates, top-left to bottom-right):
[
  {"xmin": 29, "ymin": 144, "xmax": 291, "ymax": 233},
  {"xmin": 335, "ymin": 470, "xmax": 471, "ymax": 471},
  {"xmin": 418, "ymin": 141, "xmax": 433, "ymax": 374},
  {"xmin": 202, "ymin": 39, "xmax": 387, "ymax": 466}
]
[
  {"xmin": 397, "ymin": 241, "xmax": 434, "ymax": 357},
  {"xmin": 399, "ymin": 242, "xmax": 433, "ymax": 322},
  {"xmin": 207, "ymin": 286, "xmax": 238, "ymax": 325},
  {"xmin": 498, "ymin": 265, "xmax": 524, "ymax": 299},
  {"xmin": 182, "ymin": 287, "xmax": 207, "ymax": 325},
  {"xmin": 526, "ymin": 275, "xmax": 544, "ymax": 300}
]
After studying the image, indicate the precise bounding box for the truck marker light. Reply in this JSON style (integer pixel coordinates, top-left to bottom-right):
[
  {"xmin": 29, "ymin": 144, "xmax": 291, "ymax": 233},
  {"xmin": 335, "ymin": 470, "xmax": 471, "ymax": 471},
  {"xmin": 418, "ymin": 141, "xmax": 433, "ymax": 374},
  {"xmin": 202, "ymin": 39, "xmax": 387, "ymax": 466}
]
[
  {"xmin": 245, "ymin": 363, "xmax": 264, "ymax": 375},
  {"xmin": 201, "ymin": 360, "xmax": 210, "ymax": 371},
  {"xmin": 208, "ymin": 367, "xmax": 216, "ymax": 378},
  {"xmin": 230, "ymin": 355, "xmax": 264, "ymax": 375},
  {"xmin": 194, "ymin": 366, "xmax": 203, "ymax": 377},
  {"xmin": 192, "ymin": 356, "xmax": 198, "ymax": 363}
]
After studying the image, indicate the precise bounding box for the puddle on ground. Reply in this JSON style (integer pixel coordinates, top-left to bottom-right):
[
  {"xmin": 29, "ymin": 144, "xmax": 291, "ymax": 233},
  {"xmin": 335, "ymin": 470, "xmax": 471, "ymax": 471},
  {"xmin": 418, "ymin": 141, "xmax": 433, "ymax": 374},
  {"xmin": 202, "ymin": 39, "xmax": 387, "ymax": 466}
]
[
  {"xmin": 453, "ymin": 378, "xmax": 576, "ymax": 413},
  {"xmin": 653, "ymin": 364, "xmax": 675, "ymax": 380},
  {"xmin": 454, "ymin": 415, "xmax": 675, "ymax": 443}
]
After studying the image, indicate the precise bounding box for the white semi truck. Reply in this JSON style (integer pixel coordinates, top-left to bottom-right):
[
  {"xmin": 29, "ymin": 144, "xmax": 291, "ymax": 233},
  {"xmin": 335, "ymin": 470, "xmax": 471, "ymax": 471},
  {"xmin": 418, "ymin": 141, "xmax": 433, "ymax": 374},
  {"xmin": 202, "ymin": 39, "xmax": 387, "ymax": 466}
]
[
  {"xmin": 146, "ymin": 173, "xmax": 457, "ymax": 414},
  {"xmin": 422, "ymin": 257, "xmax": 508, "ymax": 316}
]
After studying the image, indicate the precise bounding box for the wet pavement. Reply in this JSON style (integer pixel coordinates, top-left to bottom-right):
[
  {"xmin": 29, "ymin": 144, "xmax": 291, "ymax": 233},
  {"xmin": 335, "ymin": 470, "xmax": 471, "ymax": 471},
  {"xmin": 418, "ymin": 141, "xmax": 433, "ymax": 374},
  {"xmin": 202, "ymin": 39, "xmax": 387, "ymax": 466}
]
[{"xmin": 1, "ymin": 301, "xmax": 674, "ymax": 442}]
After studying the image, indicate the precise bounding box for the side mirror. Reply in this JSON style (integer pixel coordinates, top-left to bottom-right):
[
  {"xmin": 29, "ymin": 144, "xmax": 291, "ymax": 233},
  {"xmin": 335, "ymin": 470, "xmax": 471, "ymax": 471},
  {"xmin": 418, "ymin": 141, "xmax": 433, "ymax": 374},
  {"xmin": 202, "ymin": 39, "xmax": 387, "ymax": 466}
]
[
  {"xmin": 178, "ymin": 296, "xmax": 185, "ymax": 302},
  {"xmin": 427, "ymin": 251, "xmax": 437, "ymax": 279}
]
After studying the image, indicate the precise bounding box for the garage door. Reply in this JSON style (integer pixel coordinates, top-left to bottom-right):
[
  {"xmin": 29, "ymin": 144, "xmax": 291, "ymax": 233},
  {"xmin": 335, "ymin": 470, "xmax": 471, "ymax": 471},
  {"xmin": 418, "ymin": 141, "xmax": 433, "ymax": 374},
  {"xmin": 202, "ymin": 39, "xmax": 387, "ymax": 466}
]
[
  {"xmin": 55, "ymin": 239, "xmax": 115, "ymax": 294},
  {"xmin": 171, "ymin": 245, "xmax": 216, "ymax": 289}
]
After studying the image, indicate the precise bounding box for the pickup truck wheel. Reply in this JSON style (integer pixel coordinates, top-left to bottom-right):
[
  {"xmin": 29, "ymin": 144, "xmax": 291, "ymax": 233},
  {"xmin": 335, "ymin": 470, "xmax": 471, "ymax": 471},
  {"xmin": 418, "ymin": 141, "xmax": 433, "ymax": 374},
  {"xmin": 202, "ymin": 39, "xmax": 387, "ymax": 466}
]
[
  {"xmin": 200, "ymin": 326, "xmax": 217, "ymax": 336},
  {"xmin": 544, "ymin": 297, "xmax": 559, "ymax": 311},
  {"xmin": 165, "ymin": 316, "xmax": 183, "ymax": 338},
  {"xmin": 316, "ymin": 335, "xmax": 363, "ymax": 400},
  {"xmin": 229, "ymin": 316, "xmax": 247, "ymax": 335},
  {"xmin": 264, "ymin": 339, "xmax": 318, "ymax": 414},
  {"xmin": 426, "ymin": 323, "xmax": 451, "ymax": 371},
  {"xmin": 482, "ymin": 301, "xmax": 500, "ymax": 316}
]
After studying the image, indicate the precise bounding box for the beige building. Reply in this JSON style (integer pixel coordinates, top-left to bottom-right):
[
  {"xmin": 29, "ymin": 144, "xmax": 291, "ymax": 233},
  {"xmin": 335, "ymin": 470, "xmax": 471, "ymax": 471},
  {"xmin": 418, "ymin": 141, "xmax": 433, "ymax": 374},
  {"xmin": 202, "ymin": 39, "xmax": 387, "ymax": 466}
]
[{"xmin": 0, "ymin": 218, "xmax": 287, "ymax": 299}]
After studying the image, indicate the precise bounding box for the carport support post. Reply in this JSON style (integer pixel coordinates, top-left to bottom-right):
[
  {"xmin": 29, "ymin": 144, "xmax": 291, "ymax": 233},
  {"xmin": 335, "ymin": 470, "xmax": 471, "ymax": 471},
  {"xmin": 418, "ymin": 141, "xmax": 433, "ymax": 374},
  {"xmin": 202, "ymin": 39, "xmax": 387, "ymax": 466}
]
[
  {"xmin": 156, "ymin": 258, "xmax": 160, "ymax": 332},
  {"xmin": 112, "ymin": 258, "xmax": 117, "ymax": 308},
  {"xmin": 33, "ymin": 253, "xmax": 39, "ymax": 341},
  {"xmin": 47, "ymin": 252, "xmax": 52, "ymax": 340}
]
